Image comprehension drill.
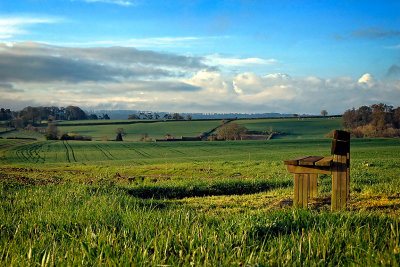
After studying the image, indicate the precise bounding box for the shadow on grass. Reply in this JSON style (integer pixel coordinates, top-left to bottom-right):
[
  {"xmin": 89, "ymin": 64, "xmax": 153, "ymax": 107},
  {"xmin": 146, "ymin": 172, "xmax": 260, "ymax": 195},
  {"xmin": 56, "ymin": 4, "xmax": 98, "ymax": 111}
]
[{"xmin": 121, "ymin": 180, "xmax": 293, "ymax": 199}]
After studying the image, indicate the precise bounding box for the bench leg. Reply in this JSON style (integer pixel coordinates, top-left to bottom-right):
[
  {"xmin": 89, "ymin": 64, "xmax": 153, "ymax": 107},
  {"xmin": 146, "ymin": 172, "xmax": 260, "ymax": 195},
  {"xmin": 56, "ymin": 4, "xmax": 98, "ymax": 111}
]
[
  {"xmin": 309, "ymin": 174, "xmax": 318, "ymax": 198},
  {"xmin": 332, "ymin": 154, "xmax": 348, "ymax": 211},
  {"xmin": 294, "ymin": 174, "xmax": 310, "ymax": 208}
]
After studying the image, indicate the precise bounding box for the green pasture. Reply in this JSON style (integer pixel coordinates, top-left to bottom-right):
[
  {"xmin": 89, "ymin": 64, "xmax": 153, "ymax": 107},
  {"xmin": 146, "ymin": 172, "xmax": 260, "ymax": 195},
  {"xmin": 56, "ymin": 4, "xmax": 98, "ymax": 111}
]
[
  {"xmin": 56, "ymin": 119, "xmax": 141, "ymax": 125},
  {"xmin": 57, "ymin": 120, "xmax": 221, "ymax": 141},
  {"xmin": 1, "ymin": 126, "xmax": 400, "ymax": 265},
  {"xmin": 0, "ymin": 129, "xmax": 45, "ymax": 140},
  {"xmin": 237, "ymin": 117, "xmax": 342, "ymax": 139}
]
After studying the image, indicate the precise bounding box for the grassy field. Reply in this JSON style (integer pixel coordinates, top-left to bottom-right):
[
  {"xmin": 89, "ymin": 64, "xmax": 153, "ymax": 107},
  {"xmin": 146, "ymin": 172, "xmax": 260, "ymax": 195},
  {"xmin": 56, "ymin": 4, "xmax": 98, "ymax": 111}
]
[
  {"xmin": 1, "ymin": 135, "xmax": 400, "ymax": 265},
  {"xmin": 57, "ymin": 120, "xmax": 222, "ymax": 141},
  {"xmin": 0, "ymin": 117, "xmax": 342, "ymax": 141},
  {"xmin": 0, "ymin": 129, "xmax": 45, "ymax": 140},
  {"xmin": 237, "ymin": 117, "xmax": 342, "ymax": 139}
]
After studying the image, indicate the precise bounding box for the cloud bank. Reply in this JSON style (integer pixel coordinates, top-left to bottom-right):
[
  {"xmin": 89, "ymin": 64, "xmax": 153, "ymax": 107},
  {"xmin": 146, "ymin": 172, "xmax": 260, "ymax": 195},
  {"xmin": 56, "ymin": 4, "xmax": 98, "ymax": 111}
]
[{"xmin": 1, "ymin": 42, "xmax": 399, "ymax": 114}]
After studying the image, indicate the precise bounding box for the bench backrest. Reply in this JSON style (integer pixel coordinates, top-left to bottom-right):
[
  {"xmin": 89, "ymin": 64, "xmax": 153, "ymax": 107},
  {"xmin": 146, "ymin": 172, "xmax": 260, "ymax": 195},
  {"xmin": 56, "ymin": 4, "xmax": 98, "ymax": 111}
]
[{"xmin": 331, "ymin": 130, "xmax": 350, "ymax": 156}]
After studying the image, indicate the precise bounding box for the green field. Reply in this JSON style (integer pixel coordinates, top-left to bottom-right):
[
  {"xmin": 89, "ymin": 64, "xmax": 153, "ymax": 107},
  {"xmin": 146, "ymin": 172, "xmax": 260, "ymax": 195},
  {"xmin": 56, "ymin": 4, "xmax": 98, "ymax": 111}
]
[
  {"xmin": 0, "ymin": 117, "xmax": 343, "ymax": 141},
  {"xmin": 57, "ymin": 120, "xmax": 221, "ymax": 141},
  {"xmin": 0, "ymin": 129, "xmax": 45, "ymax": 140},
  {"xmin": 237, "ymin": 117, "xmax": 342, "ymax": 139},
  {"xmin": 1, "ymin": 118, "xmax": 400, "ymax": 265}
]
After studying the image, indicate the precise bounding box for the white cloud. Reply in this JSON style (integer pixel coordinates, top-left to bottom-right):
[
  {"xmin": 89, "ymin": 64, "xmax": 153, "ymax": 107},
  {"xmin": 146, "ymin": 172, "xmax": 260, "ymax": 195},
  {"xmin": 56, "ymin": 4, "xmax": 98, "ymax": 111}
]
[
  {"xmin": 43, "ymin": 36, "xmax": 218, "ymax": 49},
  {"xmin": 358, "ymin": 73, "xmax": 375, "ymax": 87},
  {"xmin": 0, "ymin": 17, "xmax": 57, "ymax": 39},
  {"xmin": 206, "ymin": 54, "xmax": 277, "ymax": 67},
  {"xmin": 79, "ymin": 0, "xmax": 136, "ymax": 6}
]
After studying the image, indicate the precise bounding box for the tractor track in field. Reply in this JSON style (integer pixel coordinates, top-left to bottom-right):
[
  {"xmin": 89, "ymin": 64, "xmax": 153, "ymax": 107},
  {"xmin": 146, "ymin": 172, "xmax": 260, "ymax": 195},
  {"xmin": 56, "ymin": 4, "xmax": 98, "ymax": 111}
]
[
  {"xmin": 62, "ymin": 140, "xmax": 71, "ymax": 162},
  {"xmin": 130, "ymin": 147, "xmax": 151, "ymax": 158},
  {"xmin": 65, "ymin": 140, "xmax": 77, "ymax": 162},
  {"xmin": 95, "ymin": 144, "xmax": 114, "ymax": 160}
]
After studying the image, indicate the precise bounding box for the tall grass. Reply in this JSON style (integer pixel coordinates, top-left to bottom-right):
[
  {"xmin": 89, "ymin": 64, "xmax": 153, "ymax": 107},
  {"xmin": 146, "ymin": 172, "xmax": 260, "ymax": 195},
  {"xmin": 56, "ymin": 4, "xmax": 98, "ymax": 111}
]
[{"xmin": 0, "ymin": 183, "xmax": 399, "ymax": 265}]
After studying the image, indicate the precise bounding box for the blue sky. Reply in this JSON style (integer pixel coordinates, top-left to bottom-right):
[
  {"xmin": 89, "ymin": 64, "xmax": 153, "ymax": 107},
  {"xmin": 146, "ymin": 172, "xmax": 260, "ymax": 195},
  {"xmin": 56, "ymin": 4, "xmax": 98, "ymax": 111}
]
[{"xmin": 0, "ymin": 0, "xmax": 399, "ymax": 114}]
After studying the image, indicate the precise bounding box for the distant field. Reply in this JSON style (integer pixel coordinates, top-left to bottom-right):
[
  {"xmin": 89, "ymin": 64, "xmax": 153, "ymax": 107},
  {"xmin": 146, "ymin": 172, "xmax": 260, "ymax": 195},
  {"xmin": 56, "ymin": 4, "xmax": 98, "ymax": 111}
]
[
  {"xmin": 56, "ymin": 119, "xmax": 141, "ymax": 125},
  {"xmin": 0, "ymin": 129, "xmax": 45, "ymax": 140},
  {"xmin": 0, "ymin": 117, "xmax": 342, "ymax": 141},
  {"xmin": 57, "ymin": 120, "xmax": 222, "ymax": 141},
  {"xmin": 237, "ymin": 117, "xmax": 342, "ymax": 139}
]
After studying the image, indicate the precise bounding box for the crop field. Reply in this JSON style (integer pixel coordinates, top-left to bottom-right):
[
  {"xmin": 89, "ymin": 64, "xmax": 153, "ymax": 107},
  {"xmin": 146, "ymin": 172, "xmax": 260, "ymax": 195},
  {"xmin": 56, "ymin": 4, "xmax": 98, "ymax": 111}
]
[
  {"xmin": 57, "ymin": 120, "xmax": 221, "ymax": 141},
  {"xmin": 1, "ymin": 133, "xmax": 400, "ymax": 265},
  {"xmin": 0, "ymin": 129, "xmax": 45, "ymax": 140},
  {"xmin": 237, "ymin": 117, "xmax": 342, "ymax": 139}
]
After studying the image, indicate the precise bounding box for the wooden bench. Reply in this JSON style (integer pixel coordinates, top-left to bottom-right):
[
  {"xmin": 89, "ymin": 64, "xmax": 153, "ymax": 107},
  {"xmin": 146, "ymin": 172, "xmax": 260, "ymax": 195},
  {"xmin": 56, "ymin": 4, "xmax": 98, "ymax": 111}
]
[{"xmin": 283, "ymin": 130, "xmax": 350, "ymax": 211}]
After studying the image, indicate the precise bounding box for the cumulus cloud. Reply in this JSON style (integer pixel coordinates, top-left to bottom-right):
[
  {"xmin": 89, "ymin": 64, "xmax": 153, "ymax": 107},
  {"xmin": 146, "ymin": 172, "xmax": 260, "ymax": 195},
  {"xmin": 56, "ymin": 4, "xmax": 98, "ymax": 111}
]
[{"xmin": 358, "ymin": 73, "xmax": 375, "ymax": 87}]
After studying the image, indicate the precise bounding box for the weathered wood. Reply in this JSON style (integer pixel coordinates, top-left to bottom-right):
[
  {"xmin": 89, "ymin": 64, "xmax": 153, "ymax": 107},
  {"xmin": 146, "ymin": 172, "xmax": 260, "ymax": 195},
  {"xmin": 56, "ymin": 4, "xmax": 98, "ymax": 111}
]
[
  {"xmin": 294, "ymin": 174, "xmax": 299, "ymax": 207},
  {"xmin": 339, "ymin": 154, "xmax": 347, "ymax": 209},
  {"xmin": 302, "ymin": 174, "xmax": 308, "ymax": 208},
  {"xmin": 310, "ymin": 174, "xmax": 318, "ymax": 198},
  {"xmin": 286, "ymin": 164, "xmax": 331, "ymax": 174},
  {"xmin": 314, "ymin": 157, "xmax": 332, "ymax": 166},
  {"xmin": 332, "ymin": 154, "xmax": 348, "ymax": 211},
  {"xmin": 331, "ymin": 139, "xmax": 350, "ymax": 155},
  {"xmin": 298, "ymin": 174, "xmax": 303, "ymax": 207},
  {"xmin": 298, "ymin": 156, "xmax": 324, "ymax": 166},
  {"xmin": 283, "ymin": 156, "xmax": 311, "ymax": 165},
  {"xmin": 333, "ymin": 130, "xmax": 350, "ymax": 141}
]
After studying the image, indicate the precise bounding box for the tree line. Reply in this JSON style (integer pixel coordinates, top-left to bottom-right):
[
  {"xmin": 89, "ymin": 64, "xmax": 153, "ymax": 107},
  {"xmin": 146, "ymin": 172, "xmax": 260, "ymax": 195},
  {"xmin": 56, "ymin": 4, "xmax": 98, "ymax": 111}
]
[
  {"xmin": 342, "ymin": 103, "xmax": 400, "ymax": 137},
  {"xmin": 0, "ymin": 106, "xmax": 110, "ymax": 128},
  {"xmin": 128, "ymin": 112, "xmax": 192, "ymax": 120}
]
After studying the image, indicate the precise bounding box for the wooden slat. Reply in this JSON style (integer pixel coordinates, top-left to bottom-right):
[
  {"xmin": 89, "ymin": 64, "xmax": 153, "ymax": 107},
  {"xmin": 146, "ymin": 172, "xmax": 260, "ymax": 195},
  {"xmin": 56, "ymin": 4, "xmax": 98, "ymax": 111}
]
[
  {"xmin": 332, "ymin": 154, "xmax": 348, "ymax": 211},
  {"xmin": 298, "ymin": 156, "xmax": 324, "ymax": 166},
  {"xmin": 315, "ymin": 157, "xmax": 332, "ymax": 166},
  {"xmin": 283, "ymin": 156, "xmax": 311, "ymax": 165},
  {"xmin": 286, "ymin": 165, "xmax": 331, "ymax": 175},
  {"xmin": 298, "ymin": 174, "xmax": 303, "ymax": 207},
  {"xmin": 294, "ymin": 174, "xmax": 299, "ymax": 207},
  {"xmin": 332, "ymin": 155, "xmax": 339, "ymax": 211},
  {"xmin": 339, "ymin": 154, "xmax": 347, "ymax": 209},
  {"xmin": 302, "ymin": 174, "xmax": 308, "ymax": 208},
  {"xmin": 310, "ymin": 174, "xmax": 318, "ymax": 198}
]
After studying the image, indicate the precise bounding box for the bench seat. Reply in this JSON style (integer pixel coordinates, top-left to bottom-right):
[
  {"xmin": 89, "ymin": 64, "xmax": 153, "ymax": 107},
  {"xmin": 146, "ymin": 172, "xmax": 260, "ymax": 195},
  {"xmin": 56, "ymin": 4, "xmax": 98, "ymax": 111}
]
[{"xmin": 283, "ymin": 156, "xmax": 332, "ymax": 167}]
